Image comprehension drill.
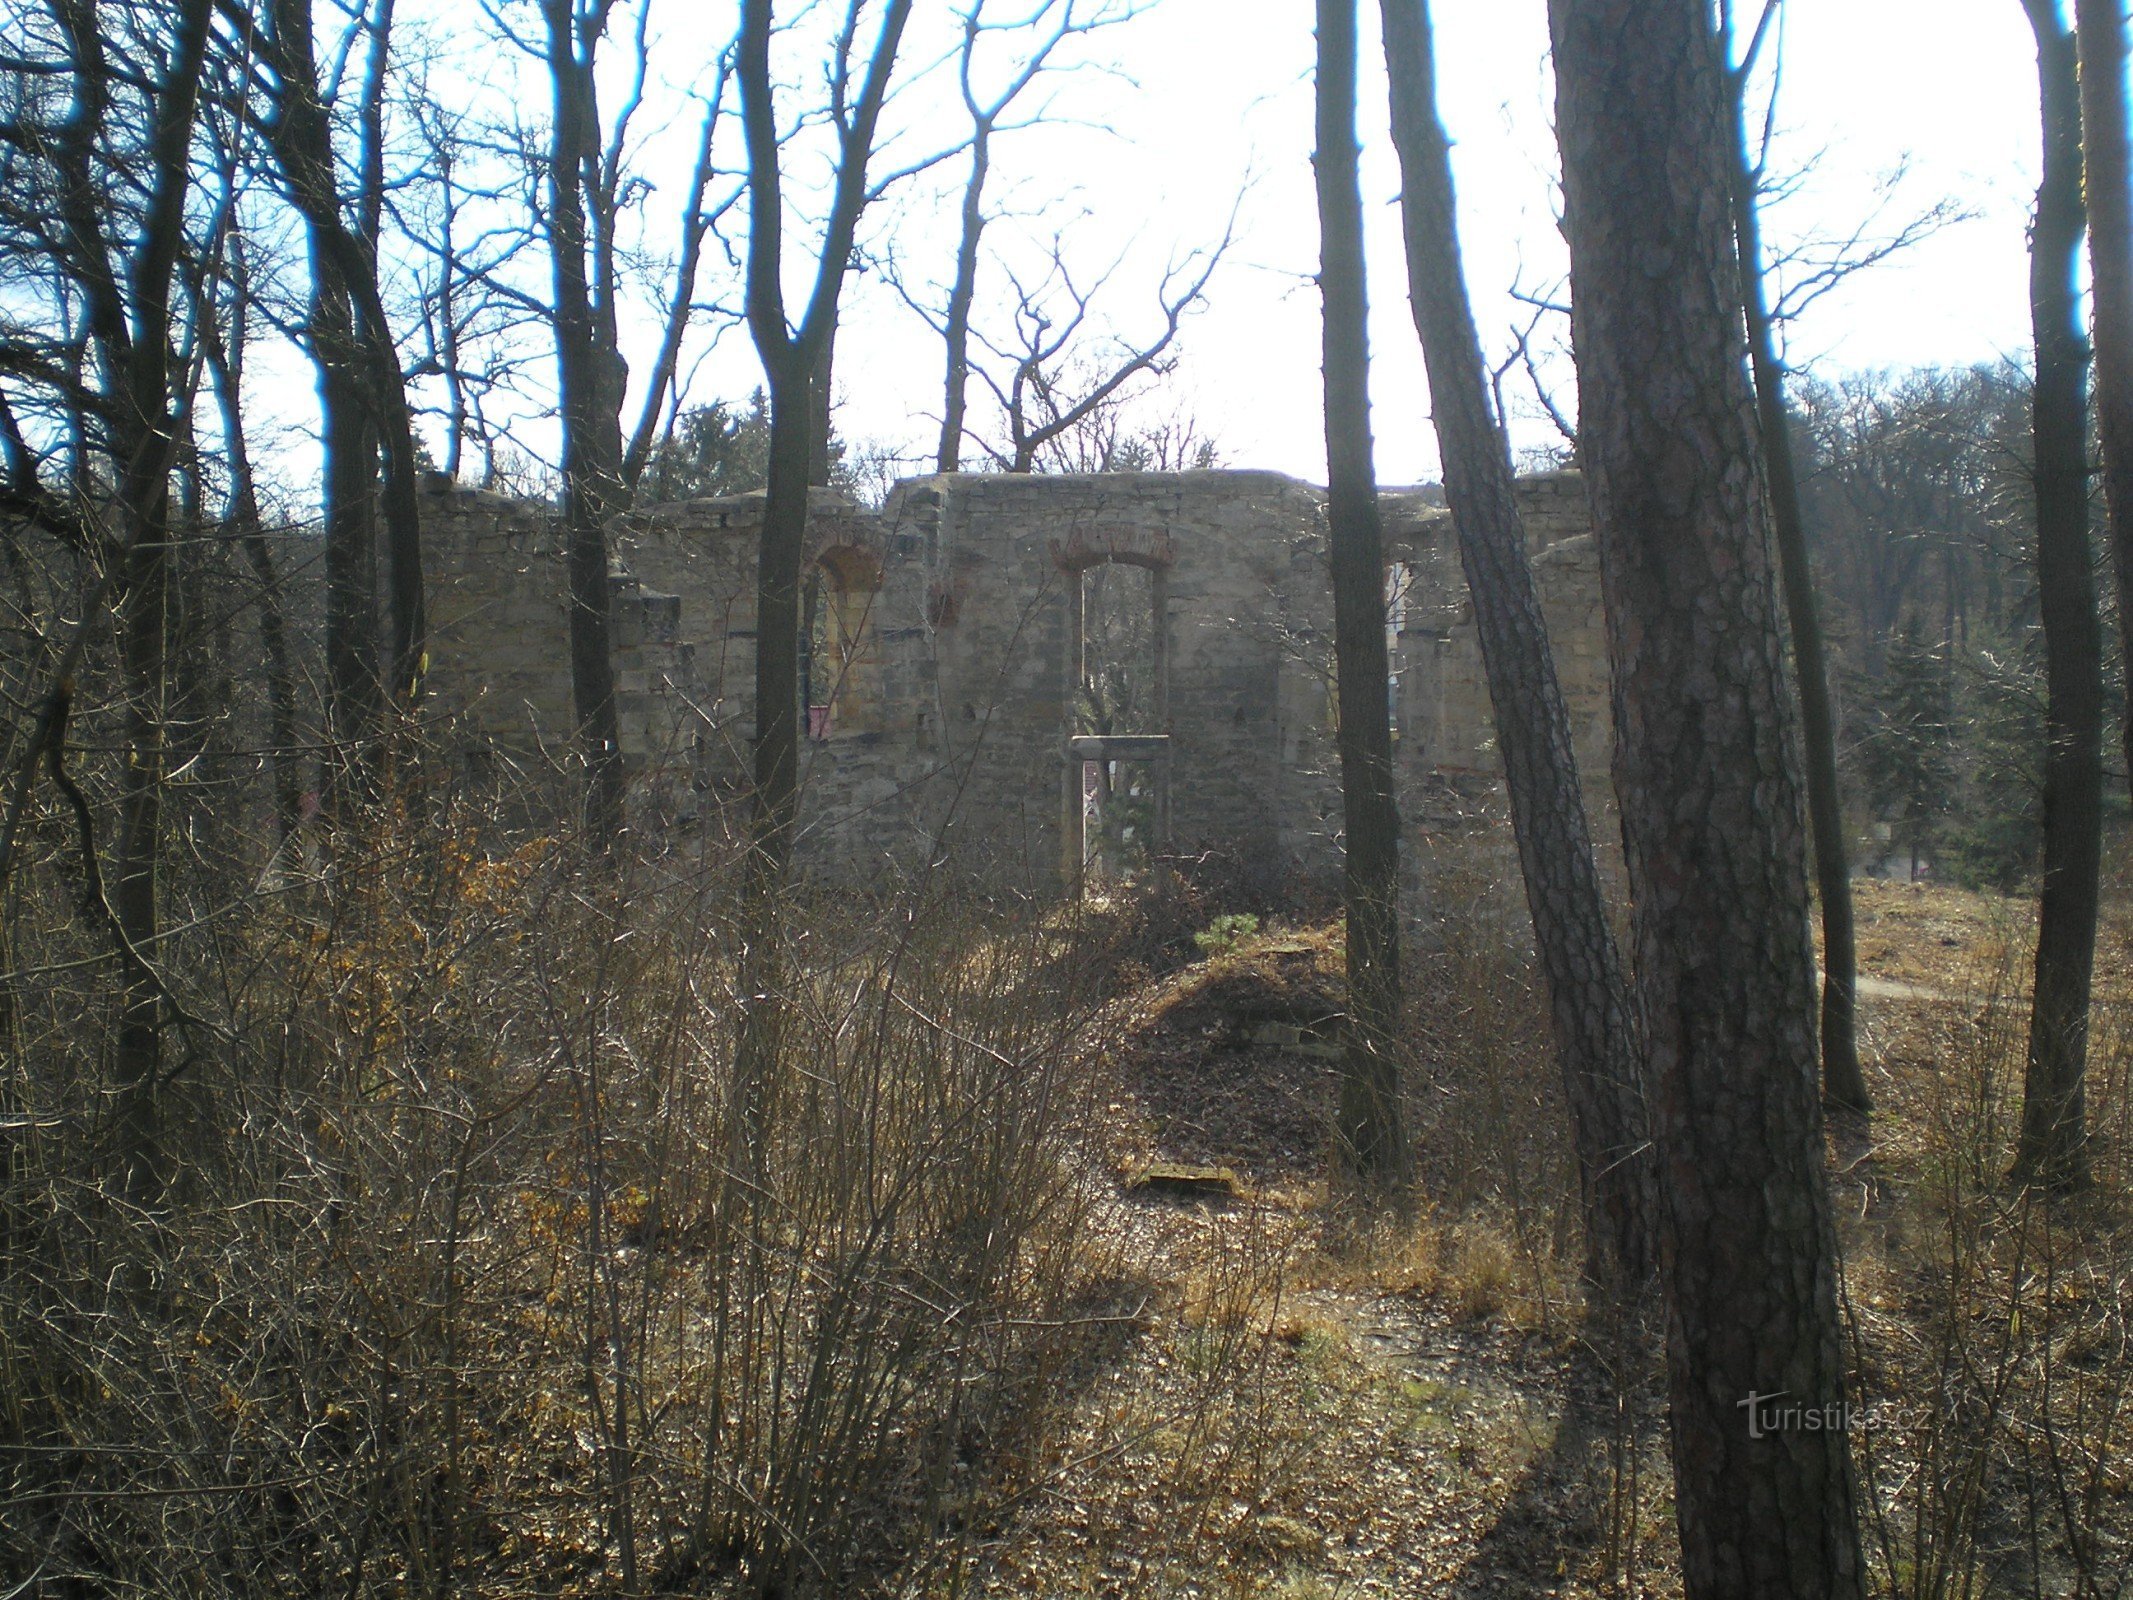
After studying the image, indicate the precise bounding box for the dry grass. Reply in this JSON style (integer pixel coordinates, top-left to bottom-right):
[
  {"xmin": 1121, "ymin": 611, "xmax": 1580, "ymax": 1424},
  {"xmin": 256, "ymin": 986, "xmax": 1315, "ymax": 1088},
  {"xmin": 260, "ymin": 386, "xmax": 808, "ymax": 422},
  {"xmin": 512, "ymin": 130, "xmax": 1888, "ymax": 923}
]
[
  {"xmin": 7, "ymin": 762, "xmax": 2131, "ymax": 1598},
  {"xmin": 946, "ymin": 849, "xmax": 2133, "ymax": 1600},
  {"xmin": 1831, "ymin": 870, "xmax": 2133, "ymax": 1600},
  {"xmin": 0, "ymin": 774, "xmax": 1131, "ymax": 1598}
]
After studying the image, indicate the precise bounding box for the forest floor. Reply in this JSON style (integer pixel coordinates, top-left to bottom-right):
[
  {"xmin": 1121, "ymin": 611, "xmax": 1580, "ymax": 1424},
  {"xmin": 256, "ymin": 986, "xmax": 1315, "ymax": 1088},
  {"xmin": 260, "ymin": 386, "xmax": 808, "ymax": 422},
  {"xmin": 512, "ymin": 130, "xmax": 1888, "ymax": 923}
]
[{"xmin": 914, "ymin": 874, "xmax": 2131, "ymax": 1600}]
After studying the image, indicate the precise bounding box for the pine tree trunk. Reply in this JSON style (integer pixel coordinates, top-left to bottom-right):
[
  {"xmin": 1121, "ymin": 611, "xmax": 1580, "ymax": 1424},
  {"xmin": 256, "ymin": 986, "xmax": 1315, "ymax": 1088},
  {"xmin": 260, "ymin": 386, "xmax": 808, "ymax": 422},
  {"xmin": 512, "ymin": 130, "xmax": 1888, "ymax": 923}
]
[
  {"xmin": 1547, "ymin": 0, "xmax": 1864, "ymax": 1590},
  {"xmin": 2014, "ymin": 0, "xmax": 2103, "ymax": 1190},
  {"xmin": 1723, "ymin": 41, "xmax": 1871, "ymax": 1113},
  {"xmin": 1380, "ymin": 0, "xmax": 1653, "ymax": 1281},
  {"xmin": 2078, "ymin": 0, "xmax": 2133, "ymax": 862},
  {"xmin": 1316, "ymin": 0, "xmax": 1407, "ymax": 1187}
]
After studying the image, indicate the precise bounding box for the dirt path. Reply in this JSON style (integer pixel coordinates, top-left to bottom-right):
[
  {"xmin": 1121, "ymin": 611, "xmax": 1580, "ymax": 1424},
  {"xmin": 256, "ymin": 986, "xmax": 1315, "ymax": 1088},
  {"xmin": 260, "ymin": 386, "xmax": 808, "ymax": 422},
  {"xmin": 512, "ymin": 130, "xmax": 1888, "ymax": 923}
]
[
  {"xmin": 948, "ymin": 1196, "xmax": 1678, "ymax": 1599},
  {"xmin": 1854, "ymin": 973, "xmax": 1949, "ymax": 1004}
]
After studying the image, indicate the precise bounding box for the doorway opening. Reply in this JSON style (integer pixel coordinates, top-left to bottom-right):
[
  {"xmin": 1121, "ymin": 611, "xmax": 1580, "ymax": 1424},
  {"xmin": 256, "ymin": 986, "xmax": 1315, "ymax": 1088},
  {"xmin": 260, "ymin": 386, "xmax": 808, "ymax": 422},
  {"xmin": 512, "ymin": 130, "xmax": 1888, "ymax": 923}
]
[{"xmin": 1061, "ymin": 554, "xmax": 1170, "ymax": 888}]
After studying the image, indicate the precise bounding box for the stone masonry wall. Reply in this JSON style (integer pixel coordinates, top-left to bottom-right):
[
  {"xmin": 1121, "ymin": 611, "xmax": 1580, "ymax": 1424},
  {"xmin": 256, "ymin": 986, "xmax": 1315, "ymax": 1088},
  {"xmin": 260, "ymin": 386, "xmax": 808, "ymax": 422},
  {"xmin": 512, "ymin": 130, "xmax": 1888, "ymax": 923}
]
[{"xmin": 416, "ymin": 467, "xmax": 1614, "ymax": 900}]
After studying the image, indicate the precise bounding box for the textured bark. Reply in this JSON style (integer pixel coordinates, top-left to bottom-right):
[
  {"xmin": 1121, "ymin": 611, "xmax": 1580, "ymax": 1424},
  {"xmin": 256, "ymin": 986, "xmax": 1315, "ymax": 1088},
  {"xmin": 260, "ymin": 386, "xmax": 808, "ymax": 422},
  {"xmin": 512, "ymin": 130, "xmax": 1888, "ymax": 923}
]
[
  {"xmin": 543, "ymin": 0, "xmax": 627, "ymax": 846},
  {"xmin": 1722, "ymin": 28, "xmax": 1870, "ymax": 1113},
  {"xmin": 2014, "ymin": 0, "xmax": 2103, "ymax": 1191},
  {"xmin": 2079, "ymin": 0, "xmax": 2133, "ymax": 885},
  {"xmin": 1547, "ymin": 0, "xmax": 1864, "ymax": 1592},
  {"xmin": 1315, "ymin": 0, "xmax": 1406, "ymax": 1187},
  {"xmin": 1380, "ymin": 0, "xmax": 1652, "ymax": 1279}
]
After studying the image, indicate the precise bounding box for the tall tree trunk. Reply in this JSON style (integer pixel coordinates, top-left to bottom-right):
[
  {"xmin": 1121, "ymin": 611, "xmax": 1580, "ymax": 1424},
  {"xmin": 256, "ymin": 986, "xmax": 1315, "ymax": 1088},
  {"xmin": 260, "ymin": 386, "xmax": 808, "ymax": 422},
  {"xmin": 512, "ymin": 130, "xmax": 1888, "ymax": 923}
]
[
  {"xmin": 1722, "ymin": 12, "xmax": 1871, "ymax": 1112},
  {"xmin": 725, "ymin": 6, "xmax": 911, "ymax": 1578},
  {"xmin": 317, "ymin": 274, "xmax": 382, "ymax": 762},
  {"xmin": 264, "ymin": 0, "xmax": 377, "ymax": 757},
  {"xmin": 2014, "ymin": 0, "xmax": 2103, "ymax": 1191},
  {"xmin": 544, "ymin": 0, "xmax": 627, "ymax": 846},
  {"xmin": 807, "ymin": 330, "xmax": 837, "ymax": 488},
  {"xmin": 621, "ymin": 96, "xmax": 722, "ymax": 495},
  {"xmin": 735, "ymin": 0, "xmax": 913, "ymax": 889},
  {"xmin": 1380, "ymin": 0, "xmax": 1651, "ymax": 1278},
  {"xmin": 2078, "ymin": 0, "xmax": 2133, "ymax": 829},
  {"xmin": 937, "ymin": 121, "xmax": 991, "ymax": 474},
  {"xmin": 94, "ymin": 0, "xmax": 214, "ymax": 1197},
  {"xmin": 263, "ymin": 0, "xmax": 427, "ymax": 747},
  {"xmin": 1315, "ymin": 0, "xmax": 1406, "ymax": 1188},
  {"xmin": 201, "ymin": 264, "xmax": 302, "ymax": 844},
  {"xmin": 350, "ymin": 0, "xmax": 425, "ymax": 707},
  {"xmin": 1547, "ymin": 0, "xmax": 1864, "ymax": 1591},
  {"xmin": 749, "ymin": 357, "xmax": 814, "ymax": 917}
]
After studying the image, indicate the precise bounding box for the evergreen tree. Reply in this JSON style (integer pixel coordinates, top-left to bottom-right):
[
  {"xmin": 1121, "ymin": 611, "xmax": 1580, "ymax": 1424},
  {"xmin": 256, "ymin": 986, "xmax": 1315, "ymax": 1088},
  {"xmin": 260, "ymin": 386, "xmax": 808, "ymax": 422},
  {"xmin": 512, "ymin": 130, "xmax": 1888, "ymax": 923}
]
[
  {"xmin": 1857, "ymin": 616, "xmax": 1955, "ymax": 877},
  {"xmin": 648, "ymin": 392, "xmax": 774, "ymax": 500}
]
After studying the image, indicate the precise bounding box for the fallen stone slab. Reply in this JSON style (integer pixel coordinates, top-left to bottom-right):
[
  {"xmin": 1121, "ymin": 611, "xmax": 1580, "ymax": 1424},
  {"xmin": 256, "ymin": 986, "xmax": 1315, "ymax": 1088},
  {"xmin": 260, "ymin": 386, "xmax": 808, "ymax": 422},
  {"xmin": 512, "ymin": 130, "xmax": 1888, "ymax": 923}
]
[{"xmin": 1128, "ymin": 1162, "xmax": 1243, "ymax": 1203}]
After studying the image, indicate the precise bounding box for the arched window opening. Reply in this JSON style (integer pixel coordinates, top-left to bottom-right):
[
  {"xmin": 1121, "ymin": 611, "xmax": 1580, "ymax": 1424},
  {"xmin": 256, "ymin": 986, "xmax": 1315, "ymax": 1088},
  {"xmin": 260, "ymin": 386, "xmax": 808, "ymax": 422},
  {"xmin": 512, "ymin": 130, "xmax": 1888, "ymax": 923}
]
[
  {"xmin": 800, "ymin": 546, "xmax": 882, "ymax": 740},
  {"xmin": 1077, "ymin": 561, "xmax": 1156, "ymax": 737}
]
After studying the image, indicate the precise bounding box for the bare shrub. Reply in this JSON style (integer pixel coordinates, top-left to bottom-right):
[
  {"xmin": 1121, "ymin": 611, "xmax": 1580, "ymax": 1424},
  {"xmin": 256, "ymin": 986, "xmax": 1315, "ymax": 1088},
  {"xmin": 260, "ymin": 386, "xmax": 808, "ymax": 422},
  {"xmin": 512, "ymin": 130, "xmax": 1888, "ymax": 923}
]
[
  {"xmin": 1848, "ymin": 934, "xmax": 2133, "ymax": 1600},
  {"xmin": 0, "ymin": 758, "xmax": 1116, "ymax": 1597},
  {"xmin": 1404, "ymin": 841, "xmax": 1583, "ymax": 1327}
]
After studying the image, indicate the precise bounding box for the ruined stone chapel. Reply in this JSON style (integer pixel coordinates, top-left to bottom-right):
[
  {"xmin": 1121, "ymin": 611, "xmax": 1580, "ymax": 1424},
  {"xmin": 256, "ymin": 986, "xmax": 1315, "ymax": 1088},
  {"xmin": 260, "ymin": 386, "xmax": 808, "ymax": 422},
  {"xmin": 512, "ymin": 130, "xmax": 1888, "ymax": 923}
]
[{"xmin": 419, "ymin": 467, "xmax": 1612, "ymax": 897}]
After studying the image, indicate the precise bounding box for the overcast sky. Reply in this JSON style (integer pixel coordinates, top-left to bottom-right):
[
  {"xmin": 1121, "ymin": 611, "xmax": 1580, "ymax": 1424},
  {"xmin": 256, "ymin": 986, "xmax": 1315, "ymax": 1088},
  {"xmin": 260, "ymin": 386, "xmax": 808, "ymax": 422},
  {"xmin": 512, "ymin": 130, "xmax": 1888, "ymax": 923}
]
[{"xmin": 767, "ymin": 0, "xmax": 2050, "ymax": 488}]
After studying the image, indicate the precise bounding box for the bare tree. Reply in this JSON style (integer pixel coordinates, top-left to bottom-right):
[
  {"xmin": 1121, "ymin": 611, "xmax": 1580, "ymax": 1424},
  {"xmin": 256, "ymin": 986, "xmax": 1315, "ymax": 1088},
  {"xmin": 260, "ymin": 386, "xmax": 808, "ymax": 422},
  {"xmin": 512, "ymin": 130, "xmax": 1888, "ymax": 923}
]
[
  {"xmin": 879, "ymin": 6, "xmax": 1232, "ymax": 483},
  {"xmin": 716, "ymin": 3, "xmax": 912, "ymax": 1580},
  {"xmin": 620, "ymin": 71, "xmax": 736, "ymax": 496},
  {"xmin": 2012, "ymin": 0, "xmax": 2104, "ymax": 1191},
  {"xmin": 920, "ymin": 0, "xmax": 1138, "ymax": 472},
  {"xmin": 256, "ymin": 0, "xmax": 372, "ymax": 755},
  {"xmin": 538, "ymin": 0, "xmax": 633, "ymax": 846},
  {"xmin": 1380, "ymin": 0, "xmax": 1651, "ymax": 1279},
  {"xmin": 963, "ymin": 230, "xmax": 1228, "ymax": 473},
  {"xmin": 521, "ymin": 0, "xmax": 739, "ymax": 844},
  {"xmin": 194, "ymin": 139, "xmax": 302, "ymax": 845},
  {"xmin": 400, "ymin": 81, "xmax": 536, "ymax": 485},
  {"xmin": 251, "ymin": 0, "xmax": 427, "ymax": 736},
  {"xmin": 3, "ymin": 0, "xmax": 220, "ymax": 1196},
  {"xmin": 2078, "ymin": 0, "xmax": 2133, "ymax": 809},
  {"xmin": 1315, "ymin": 0, "xmax": 1404, "ymax": 1187},
  {"xmin": 1548, "ymin": 0, "xmax": 1864, "ymax": 1588},
  {"xmin": 736, "ymin": 0, "xmax": 910, "ymax": 892},
  {"xmin": 1721, "ymin": 0, "xmax": 1870, "ymax": 1111}
]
